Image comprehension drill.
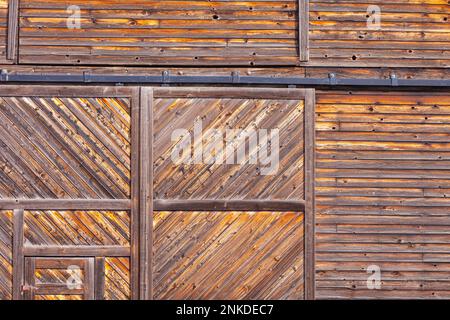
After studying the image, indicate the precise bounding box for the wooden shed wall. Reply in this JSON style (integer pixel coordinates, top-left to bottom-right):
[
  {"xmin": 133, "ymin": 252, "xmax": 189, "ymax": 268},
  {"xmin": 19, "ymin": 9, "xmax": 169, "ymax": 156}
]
[
  {"xmin": 315, "ymin": 91, "xmax": 450, "ymax": 299},
  {"xmin": 2, "ymin": 0, "xmax": 447, "ymax": 67},
  {"xmin": 309, "ymin": 0, "xmax": 449, "ymax": 68},
  {"xmin": 18, "ymin": 0, "xmax": 301, "ymax": 66}
]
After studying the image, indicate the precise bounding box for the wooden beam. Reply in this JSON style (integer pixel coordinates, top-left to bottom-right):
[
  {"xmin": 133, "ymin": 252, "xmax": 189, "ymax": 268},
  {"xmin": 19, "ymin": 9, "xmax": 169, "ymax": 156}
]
[
  {"xmin": 298, "ymin": 0, "xmax": 310, "ymax": 62},
  {"xmin": 154, "ymin": 200, "xmax": 306, "ymax": 212},
  {"xmin": 23, "ymin": 245, "xmax": 130, "ymax": 257},
  {"xmin": 130, "ymin": 87, "xmax": 140, "ymax": 300},
  {"xmin": 23, "ymin": 257, "xmax": 35, "ymax": 300},
  {"xmin": 0, "ymin": 85, "xmax": 137, "ymax": 98},
  {"xmin": 85, "ymin": 258, "xmax": 95, "ymax": 300},
  {"xmin": 7, "ymin": 0, "xmax": 19, "ymax": 62},
  {"xmin": 304, "ymin": 89, "xmax": 316, "ymax": 300},
  {"xmin": 139, "ymin": 87, "xmax": 154, "ymax": 300},
  {"xmin": 0, "ymin": 199, "xmax": 131, "ymax": 210},
  {"xmin": 153, "ymin": 87, "xmax": 310, "ymax": 100},
  {"xmin": 12, "ymin": 209, "xmax": 24, "ymax": 300},
  {"xmin": 94, "ymin": 257, "xmax": 105, "ymax": 300}
]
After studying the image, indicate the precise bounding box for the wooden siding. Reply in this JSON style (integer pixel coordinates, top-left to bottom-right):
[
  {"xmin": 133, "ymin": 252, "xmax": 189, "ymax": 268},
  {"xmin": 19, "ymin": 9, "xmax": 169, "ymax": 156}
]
[
  {"xmin": 153, "ymin": 211, "xmax": 304, "ymax": 300},
  {"xmin": 18, "ymin": 0, "xmax": 302, "ymax": 66},
  {"xmin": 0, "ymin": 210, "xmax": 12, "ymax": 300},
  {"xmin": 0, "ymin": 0, "xmax": 444, "ymax": 67},
  {"xmin": 0, "ymin": 95, "xmax": 131, "ymax": 199},
  {"xmin": 309, "ymin": 0, "xmax": 450, "ymax": 67},
  {"xmin": 154, "ymin": 97, "xmax": 305, "ymax": 200},
  {"xmin": 315, "ymin": 91, "xmax": 450, "ymax": 299}
]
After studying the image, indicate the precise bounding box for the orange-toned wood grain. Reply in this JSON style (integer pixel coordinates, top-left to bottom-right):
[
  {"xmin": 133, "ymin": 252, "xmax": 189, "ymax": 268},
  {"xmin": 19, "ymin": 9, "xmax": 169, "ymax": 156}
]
[
  {"xmin": 154, "ymin": 211, "xmax": 304, "ymax": 300},
  {"xmin": 315, "ymin": 91, "xmax": 450, "ymax": 299}
]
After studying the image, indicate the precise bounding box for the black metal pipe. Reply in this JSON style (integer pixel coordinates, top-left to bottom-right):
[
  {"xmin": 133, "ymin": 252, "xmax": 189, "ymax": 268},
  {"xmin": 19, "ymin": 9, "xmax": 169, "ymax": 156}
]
[{"xmin": 0, "ymin": 70, "xmax": 449, "ymax": 87}]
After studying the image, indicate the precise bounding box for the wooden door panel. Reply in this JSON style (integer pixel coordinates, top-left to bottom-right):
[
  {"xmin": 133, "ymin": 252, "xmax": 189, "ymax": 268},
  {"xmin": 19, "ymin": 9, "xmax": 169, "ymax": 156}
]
[
  {"xmin": 154, "ymin": 96, "xmax": 305, "ymax": 200},
  {"xmin": 0, "ymin": 86, "xmax": 139, "ymax": 300},
  {"xmin": 144, "ymin": 87, "xmax": 316, "ymax": 300},
  {"xmin": 24, "ymin": 257, "xmax": 94, "ymax": 300},
  {"xmin": 0, "ymin": 93, "xmax": 132, "ymax": 199},
  {"xmin": 24, "ymin": 210, "xmax": 131, "ymax": 246},
  {"xmin": 154, "ymin": 211, "xmax": 304, "ymax": 300}
]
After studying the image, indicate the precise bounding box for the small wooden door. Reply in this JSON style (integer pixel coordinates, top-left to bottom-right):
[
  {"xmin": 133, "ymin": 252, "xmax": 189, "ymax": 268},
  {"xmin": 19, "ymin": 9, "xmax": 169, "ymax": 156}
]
[{"xmin": 23, "ymin": 258, "xmax": 95, "ymax": 300}]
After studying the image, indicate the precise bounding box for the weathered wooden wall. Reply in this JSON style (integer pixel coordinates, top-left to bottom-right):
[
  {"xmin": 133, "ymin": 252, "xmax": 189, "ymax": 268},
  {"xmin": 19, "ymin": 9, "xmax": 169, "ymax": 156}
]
[
  {"xmin": 315, "ymin": 91, "xmax": 450, "ymax": 299},
  {"xmin": 6, "ymin": 0, "xmax": 448, "ymax": 68},
  {"xmin": 309, "ymin": 0, "xmax": 449, "ymax": 67},
  {"xmin": 18, "ymin": 0, "xmax": 301, "ymax": 66}
]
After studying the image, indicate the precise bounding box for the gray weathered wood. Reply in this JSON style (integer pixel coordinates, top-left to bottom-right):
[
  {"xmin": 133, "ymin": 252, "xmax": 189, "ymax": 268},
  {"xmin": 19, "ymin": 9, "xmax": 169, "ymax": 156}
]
[{"xmin": 12, "ymin": 209, "xmax": 24, "ymax": 300}]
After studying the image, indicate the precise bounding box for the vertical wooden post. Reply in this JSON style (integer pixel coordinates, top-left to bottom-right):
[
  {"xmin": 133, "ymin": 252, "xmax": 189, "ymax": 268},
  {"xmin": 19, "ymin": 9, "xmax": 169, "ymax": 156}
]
[
  {"xmin": 12, "ymin": 208, "xmax": 24, "ymax": 300},
  {"xmin": 130, "ymin": 87, "xmax": 141, "ymax": 300},
  {"xmin": 304, "ymin": 89, "xmax": 316, "ymax": 300},
  {"xmin": 298, "ymin": 0, "xmax": 309, "ymax": 62},
  {"xmin": 94, "ymin": 257, "xmax": 105, "ymax": 300},
  {"xmin": 23, "ymin": 257, "xmax": 35, "ymax": 300},
  {"xmin": 84, "ymin": 258, "xmax": 95, "ymax": 300},
  {"xmin": 139, "ymin": 87, "xmax": 154, "ymax": 300},
  {"xmin": 7, "ymin": 0, "xmax": 19, "ymax": 62}
]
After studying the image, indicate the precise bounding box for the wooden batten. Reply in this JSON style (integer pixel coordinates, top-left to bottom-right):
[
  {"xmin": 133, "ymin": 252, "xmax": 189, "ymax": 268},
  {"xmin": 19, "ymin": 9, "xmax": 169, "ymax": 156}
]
[{"xmin": 6, "ymin": 0, "xmax": 19, "ymax": 62}]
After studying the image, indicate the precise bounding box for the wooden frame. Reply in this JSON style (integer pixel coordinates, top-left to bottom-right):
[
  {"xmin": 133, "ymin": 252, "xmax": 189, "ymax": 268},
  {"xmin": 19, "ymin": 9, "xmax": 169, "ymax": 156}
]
[
  {"xmin": 3, "ymin": 86, "xmax": 139, "ymax": 300},
  {"xmin": 23, "ymin": 257, "xmax": 95, "ymax": 300},
  {"xmin": 7, "ymin": 0, "xmax": 19, "ymax": 62},
  {"xmin": 298, "ymin": 0, "xmax": 310, "ymax": 62},
  {"xmin": 12, "ymin": 208, "xmax": 24, "ymax": 300},
  {"xmin": 304, "ymin": 89, "xmax": 316, "ymax": 300},
  {"xmin": 143, "ymin": 87, "xmax": 316, "ymax": 300},
  {"xmin": 4, "ymin": 85, "xmax": 315, "ymax": 300},
  {"xmin": 139, "ymin": 87, "xmax": 153, "ymax": 300}
]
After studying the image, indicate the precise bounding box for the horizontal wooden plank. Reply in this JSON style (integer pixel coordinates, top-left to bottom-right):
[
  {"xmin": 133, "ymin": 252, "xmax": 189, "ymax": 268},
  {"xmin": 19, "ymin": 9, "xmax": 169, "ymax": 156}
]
[
  {"xmin": 154, "ymin": 199, "xmax": 305, "ymax": 212},
  {"xmin": 23, "ymin": 245, "xmax": 130, "ymax": 257},
  {"xmin": 0, "ymin": 199, "xmax": 131, "ymax": 210}
]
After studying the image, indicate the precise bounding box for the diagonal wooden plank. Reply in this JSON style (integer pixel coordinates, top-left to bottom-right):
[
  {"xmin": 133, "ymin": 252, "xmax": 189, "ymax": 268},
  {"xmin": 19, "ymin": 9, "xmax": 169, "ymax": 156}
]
[{"xmin": 154, "ymin": 211, "xmax": 304, "ymax": 300}]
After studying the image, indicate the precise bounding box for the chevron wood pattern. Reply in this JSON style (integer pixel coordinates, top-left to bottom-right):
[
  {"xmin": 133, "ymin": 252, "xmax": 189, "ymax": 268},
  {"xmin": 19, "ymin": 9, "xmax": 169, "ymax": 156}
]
[
  {"xmin": 154, "ymin": 98, "xmax": 305, "ymax": 200},
  {"xmin": 24, "ymin": 210, "xmax": 130, "ymax": 246},
  {"xmin": 0, "ymin": 211, "xmax": 12, "ymax": 300},
  {"xmin": 0, "ymin": 96, "xmax": 131, "ymax": 199},
  {"xmin": 153, "ymin": 211, "xmax": 304, "ymax": 300}
]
